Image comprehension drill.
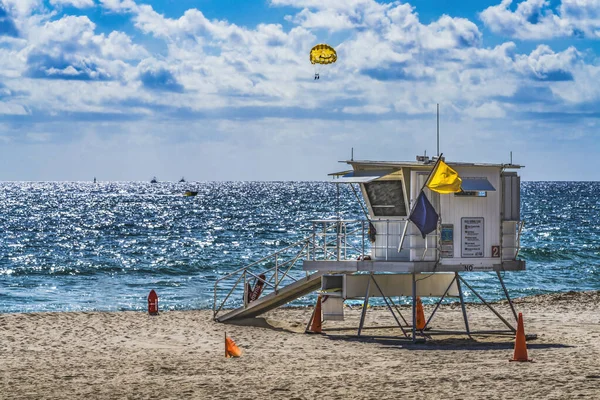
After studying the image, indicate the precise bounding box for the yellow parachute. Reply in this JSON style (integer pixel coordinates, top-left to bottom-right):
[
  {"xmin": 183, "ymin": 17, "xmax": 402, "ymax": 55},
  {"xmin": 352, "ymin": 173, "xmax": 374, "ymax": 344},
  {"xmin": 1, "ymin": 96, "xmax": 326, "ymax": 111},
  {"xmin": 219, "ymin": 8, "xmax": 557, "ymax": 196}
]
[
  {"xmin": 310, "ymin": 44, "xmax": 336, "ymax": 80},
  {"xmin": 310, "ymin": 44, "xmax": 337, "ymax": 65}
]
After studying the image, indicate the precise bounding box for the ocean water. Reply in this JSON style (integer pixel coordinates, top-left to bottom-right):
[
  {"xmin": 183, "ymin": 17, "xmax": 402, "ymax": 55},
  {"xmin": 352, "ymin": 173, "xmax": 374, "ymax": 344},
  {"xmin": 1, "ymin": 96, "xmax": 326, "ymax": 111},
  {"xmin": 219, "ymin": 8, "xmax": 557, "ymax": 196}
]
[{"xmin": 0, "ymin": 181, "xmax": 599, "ymax": 314}]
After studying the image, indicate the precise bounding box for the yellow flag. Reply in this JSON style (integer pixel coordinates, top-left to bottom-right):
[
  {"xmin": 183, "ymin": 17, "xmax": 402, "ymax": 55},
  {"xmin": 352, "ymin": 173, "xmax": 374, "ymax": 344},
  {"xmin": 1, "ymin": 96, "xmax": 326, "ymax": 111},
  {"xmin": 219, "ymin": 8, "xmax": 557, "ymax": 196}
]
[{"xmin": 427, "ymin": 160, "xmax": 462, "ymax": 193}]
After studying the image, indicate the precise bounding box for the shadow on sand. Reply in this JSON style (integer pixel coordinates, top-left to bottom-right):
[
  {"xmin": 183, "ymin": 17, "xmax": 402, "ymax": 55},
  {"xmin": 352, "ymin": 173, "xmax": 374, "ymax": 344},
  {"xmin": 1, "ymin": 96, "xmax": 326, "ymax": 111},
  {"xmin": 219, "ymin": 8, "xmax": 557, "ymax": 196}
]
[
  {"xmin": 224, "ymin": 317, "xmax": 305, "ymax": 334},
  {"xmin": 221, "ymin": 317, "xmax": 572, "ymax": 352},
  {"xmin": 323, "ymin": 334, "xmax": 573, "ymax": 351}
]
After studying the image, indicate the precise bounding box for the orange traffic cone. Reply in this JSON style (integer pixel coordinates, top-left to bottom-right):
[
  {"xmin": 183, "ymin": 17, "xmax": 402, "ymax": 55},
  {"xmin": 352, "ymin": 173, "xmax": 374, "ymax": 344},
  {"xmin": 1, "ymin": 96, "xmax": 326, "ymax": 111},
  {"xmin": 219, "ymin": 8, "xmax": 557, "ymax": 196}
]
[
  {"xmin": 509, "ymin": 313, "xmax": 532, "ymax": 362},
  {"xmin": 225, "ymin": 332, "xmax": 242, "ymax": 358},
  {"xmin": 306, "ymin": 295, "xmax": 323, "ymax": 334},
  {"xmin": 416, "ymin": 297, "xmax": 426, "ymax": 330}
]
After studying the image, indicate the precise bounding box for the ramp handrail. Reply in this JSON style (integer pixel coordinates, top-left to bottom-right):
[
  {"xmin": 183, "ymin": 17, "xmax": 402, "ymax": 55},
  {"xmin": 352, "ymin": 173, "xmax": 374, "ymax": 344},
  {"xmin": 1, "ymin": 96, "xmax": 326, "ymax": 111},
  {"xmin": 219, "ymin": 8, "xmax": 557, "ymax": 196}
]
[
  {"xmin": 212, "ymin": 219, "xmax": 373, "ymax": 319},
  {"xmin": 212, "ymin": 236, "xmax": 311, "ymax": 319}
]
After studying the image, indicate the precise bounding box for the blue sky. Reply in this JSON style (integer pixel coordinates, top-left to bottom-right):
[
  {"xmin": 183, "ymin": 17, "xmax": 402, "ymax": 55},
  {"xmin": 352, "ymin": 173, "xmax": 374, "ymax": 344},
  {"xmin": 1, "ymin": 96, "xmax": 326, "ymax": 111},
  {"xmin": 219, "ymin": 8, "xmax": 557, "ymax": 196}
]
[{"xmin": 0, "ymin": 0, "xmax": 599, "ymax": 181}]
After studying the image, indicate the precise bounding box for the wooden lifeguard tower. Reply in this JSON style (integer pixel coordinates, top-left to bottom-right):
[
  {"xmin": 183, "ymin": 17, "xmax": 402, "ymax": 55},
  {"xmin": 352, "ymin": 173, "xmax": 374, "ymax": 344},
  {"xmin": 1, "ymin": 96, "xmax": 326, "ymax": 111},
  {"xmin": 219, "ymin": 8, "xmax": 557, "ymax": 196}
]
[{"xmin": 213, "ymin": 154, "xmax": 525, "ymax": 342}]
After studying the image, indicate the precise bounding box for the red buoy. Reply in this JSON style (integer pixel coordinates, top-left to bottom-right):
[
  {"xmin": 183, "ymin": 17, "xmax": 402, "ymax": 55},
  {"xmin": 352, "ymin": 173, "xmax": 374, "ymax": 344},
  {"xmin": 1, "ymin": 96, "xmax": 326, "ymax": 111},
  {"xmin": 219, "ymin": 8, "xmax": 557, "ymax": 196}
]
[
  {"xmin": 148, "ymin": 290, "xmax": 159, "ymax": 315},
  {"xmin": 248, "ymin": 274, "xmax": 266, "ymax": 303}
]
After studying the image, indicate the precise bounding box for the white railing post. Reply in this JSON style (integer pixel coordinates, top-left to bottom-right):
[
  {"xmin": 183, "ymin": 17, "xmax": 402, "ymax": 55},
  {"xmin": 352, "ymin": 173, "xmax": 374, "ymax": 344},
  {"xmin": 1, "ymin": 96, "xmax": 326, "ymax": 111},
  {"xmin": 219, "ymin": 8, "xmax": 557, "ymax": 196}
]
[
  {"xmin": 516, "ymin": 221, "xmax": 524, "ymax": 259},
  {"xmin": 385, "ymin": 220, "xmax": 389, "ymax": 261},
  {"xmin": 362, "ymin": 220, "xmax": 365, "ymax": 257},
  {"xmin": 312, "ymin": 223, "xmax": 316, "ymax": 260},
  {"xmin": 274, "ymin": 254, "xmax": 279, "ymax": 292},
  {"xmin": 397, "ymin": 220, "xmax": 409, "ymax": 253},
  {"xmin": 343, "ymin": 222, "xmax": 347, "ymax": 260},
  {"xmin": 336, "ymin": 220, "xmax": 341, "ymax": 261},
  {"xmin": 323, "ymin": 222, "xmax": 327, "ymax": 260},
  {"xmin": 306, "ymin": 240, "xmax": 310, "ymax": 277},
  {"xmin": 243, "ymin": 270, "xmax": 248, "ymax": 308}
]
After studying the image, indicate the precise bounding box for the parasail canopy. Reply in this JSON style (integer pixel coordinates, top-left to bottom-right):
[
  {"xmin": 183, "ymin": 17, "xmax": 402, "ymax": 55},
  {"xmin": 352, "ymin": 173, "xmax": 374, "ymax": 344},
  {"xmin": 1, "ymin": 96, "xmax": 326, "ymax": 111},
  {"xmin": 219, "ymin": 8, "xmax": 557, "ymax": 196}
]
[{"xmin": 310, "ymin": 44, "xmax": 337, "ymax": 65}]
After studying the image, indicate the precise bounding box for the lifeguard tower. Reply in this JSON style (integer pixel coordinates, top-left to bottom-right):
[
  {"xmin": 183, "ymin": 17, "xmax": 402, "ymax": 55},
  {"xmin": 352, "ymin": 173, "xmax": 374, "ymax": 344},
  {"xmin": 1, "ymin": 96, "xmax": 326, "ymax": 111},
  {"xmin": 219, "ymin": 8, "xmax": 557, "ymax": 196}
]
[{"xmin": 213, "ymin": 154, "xmax": 525, "ymax": 342}]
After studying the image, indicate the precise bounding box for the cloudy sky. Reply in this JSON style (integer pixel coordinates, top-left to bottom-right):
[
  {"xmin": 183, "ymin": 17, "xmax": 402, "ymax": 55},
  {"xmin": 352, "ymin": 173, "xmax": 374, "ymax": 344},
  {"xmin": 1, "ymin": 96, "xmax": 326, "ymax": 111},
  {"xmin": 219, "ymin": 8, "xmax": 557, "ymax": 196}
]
[{"xmin": 0, "ymin": 0, "xmax": 598, "ymax": 181}]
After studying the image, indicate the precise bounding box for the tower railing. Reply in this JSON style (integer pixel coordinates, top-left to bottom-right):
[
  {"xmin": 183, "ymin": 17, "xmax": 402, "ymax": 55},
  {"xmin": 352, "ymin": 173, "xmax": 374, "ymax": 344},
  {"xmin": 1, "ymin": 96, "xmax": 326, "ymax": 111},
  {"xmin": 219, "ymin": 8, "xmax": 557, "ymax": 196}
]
[{"xmin": 212, "ymin": 218, "xmax": 448, "ymax": 318}]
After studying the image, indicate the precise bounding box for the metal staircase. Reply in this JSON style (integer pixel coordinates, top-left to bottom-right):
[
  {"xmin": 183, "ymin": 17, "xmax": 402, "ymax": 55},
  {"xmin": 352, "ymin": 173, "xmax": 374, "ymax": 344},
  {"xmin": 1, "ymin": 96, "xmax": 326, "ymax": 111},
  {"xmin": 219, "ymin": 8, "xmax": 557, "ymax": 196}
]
[
  {"xmin": 215, "ymin": 270, "xmax": 326, "ymax": 322},
  {"xmin": 212, "ymin": 219, "xmax": 369, "ymax": 322}
]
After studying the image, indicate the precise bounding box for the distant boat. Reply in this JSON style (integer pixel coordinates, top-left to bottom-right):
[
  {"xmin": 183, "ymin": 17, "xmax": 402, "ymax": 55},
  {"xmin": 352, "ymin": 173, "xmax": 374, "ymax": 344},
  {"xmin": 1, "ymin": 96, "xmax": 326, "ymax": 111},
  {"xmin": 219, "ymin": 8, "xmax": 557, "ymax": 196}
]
[
  {"xmin": 150, "ymin": 177, "xmax": 158, "ymax": 184},
  {"xmin": 179, "ymin": 177, "xmax": 186, "ymax": 183},
  {"xmin": 184, "ymin": 191, "xmax": 198, "ymax": 197},
  {"xmin": 93, "ymin": 177, "xmax": 97, "ymax": 184}
]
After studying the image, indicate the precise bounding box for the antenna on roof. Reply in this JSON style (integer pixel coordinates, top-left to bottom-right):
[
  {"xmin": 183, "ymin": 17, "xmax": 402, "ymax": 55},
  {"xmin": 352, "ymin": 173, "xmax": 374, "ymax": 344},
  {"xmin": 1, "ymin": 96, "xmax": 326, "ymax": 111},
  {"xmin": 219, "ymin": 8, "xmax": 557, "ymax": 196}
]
[
  {"xmin": 437, "ymin": 103, "xmax": 440, "ymax": 157},
  {"xmin": 510, "ymin": 151, "xmax": 513, "ymax": 165},
  {"xmin": 351, "ymin": 147, "xmax": 354, "ymax": 161}
]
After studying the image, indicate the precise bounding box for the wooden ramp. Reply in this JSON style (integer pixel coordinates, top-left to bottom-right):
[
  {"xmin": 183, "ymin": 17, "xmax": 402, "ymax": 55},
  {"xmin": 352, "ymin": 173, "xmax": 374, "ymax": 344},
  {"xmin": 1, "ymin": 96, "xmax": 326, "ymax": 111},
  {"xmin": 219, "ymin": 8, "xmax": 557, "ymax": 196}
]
[{"xmin": 215, "ymin": 271, "xmax": 330, "ymax": 322}]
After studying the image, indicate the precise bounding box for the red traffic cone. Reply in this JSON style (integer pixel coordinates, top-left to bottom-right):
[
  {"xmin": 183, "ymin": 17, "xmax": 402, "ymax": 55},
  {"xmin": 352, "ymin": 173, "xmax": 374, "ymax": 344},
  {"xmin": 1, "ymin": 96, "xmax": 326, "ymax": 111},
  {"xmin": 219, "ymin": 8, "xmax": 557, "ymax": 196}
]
[{"xmin": 510, "ymin": 313, "xmax": 532, "ymax": 362}]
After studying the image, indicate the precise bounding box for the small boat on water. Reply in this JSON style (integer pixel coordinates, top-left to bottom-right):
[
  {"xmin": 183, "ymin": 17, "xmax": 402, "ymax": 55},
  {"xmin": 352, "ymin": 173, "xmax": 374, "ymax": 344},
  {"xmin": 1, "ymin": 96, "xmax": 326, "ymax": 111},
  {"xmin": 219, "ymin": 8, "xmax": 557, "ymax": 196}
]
[
  {"xmin": 179, "ymin": 177, "xmax": 186, "ymax": 183},
  {"xmin": 184, "ymin": 191, "xmax": 198, "ymax": 197},
  {"xmin": 150, "ymin": 177, "xmax": 158, "ymax": 184}
]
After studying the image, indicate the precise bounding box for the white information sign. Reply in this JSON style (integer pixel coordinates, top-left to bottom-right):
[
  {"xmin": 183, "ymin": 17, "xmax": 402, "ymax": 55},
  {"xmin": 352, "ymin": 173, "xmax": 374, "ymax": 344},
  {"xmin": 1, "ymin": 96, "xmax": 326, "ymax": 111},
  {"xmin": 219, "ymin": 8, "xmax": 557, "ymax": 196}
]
[{"xmin": 461, "ymin": 217, "xmax": 484, "ymax": 258}]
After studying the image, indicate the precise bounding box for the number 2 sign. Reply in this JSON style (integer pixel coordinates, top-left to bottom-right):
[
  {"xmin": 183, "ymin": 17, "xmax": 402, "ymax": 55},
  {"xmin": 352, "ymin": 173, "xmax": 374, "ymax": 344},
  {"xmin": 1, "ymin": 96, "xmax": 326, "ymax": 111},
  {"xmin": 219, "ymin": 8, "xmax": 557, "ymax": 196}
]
[{"xmin": 491, "ymin": 245, "xmax": 500, "ymax": 258}]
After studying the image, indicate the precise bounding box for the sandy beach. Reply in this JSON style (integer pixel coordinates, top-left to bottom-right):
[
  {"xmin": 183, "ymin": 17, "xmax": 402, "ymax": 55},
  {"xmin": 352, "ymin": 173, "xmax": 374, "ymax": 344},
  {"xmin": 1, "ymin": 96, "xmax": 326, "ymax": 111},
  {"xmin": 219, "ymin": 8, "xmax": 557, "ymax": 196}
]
[{"xmin": 2, "ymin": 291, "xmax": 600, "ymax": 400}]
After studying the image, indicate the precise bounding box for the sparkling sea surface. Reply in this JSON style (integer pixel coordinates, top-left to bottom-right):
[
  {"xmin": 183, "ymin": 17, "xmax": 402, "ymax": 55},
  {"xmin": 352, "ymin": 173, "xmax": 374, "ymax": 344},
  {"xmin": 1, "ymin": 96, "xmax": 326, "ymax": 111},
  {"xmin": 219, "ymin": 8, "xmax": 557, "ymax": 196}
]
[{"xmin": 1, "ymin": 181, "xmax": 599, "ymax": 313}]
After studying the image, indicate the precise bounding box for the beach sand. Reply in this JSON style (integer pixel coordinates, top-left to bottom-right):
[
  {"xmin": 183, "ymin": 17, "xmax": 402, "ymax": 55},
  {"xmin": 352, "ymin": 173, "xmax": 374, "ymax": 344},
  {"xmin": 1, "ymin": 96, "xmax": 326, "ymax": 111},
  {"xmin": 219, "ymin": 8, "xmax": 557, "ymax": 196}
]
[{"xmin": 2, "ymin": 291, "xmax": 600, "ymax": 399}]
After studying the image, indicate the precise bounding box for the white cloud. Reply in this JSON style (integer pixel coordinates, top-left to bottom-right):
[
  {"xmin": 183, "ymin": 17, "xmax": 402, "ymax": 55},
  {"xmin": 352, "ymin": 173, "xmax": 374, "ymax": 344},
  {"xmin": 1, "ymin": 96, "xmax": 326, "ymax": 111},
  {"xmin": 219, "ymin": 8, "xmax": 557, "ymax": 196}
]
[
  {"xmin": 560, "ymin": 0, "xmax": 600, "ymax": 20},
  {"xmin": 49, "ymin": 0, "xmax": 95, "ymax": 8},
  {"xmin": 342, "ymin": 104, "xmax": 390, "ymax": 114},
  {"xmin": 96, "ymin": 31, "xmax": 148, "ymax": 60},
  {"xmin": 13, "ymin": 14, "xmax": 145, "ymax": 87},
  {"xmin": 24, "ymin": 14, "xmax": 146, "ymax": 62},
  {"xmin": 481, "ymin": 0, "xmax": 600, "ymax": 39},
  {"xmin": 285, "ymin": 8, "xmax": 357, "ymax": 30},
  {"xmin": 26, "ymin": 132, "xmax": 52, "ymax": 142},
  {"xmin": 421, "ymin": 15, "xmax": 482, "ymax": 49},
  {"xmin": 1, "ymin": 0, "xmax": 42, "ymax": 17},
  {"xmin": 514, "ymin": 45, "xmax": 580, "ymax": 81},
  {"xmin": 99, "ymin": 0, "xmax": 137, "ymax": 13},
  {"xmin": 270, "ymin": 0, "xmax": 369, "ymax": 8},
  {"xmin": 0, "ymin": 101, "xmax": 28, "ymax": 115},
  {"xmin": 30, "ymin": 15, "xmax": 96, "ymax": 45},
  {"xmin": 464, "ymin": 102, "xmax": 507, "ymax": 118},
  {"xmin": 277, "ymin": 0, "xmax": 403, "ymax": 32}
]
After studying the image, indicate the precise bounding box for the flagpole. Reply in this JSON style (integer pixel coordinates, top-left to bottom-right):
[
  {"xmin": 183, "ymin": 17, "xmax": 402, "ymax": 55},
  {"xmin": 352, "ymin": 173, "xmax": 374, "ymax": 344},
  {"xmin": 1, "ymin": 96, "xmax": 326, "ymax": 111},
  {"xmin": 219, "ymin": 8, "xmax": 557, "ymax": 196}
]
[
  {"xmin": 416, "ymin": 152, "xmax": 444, "ymax": 204},
  {"xmin": 437, "ymin": 104, "xmax": 440, "ymax": 157},
  {"xmin": 397, "ymin": 153, "xmax": 443, "ymax": 252}
]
